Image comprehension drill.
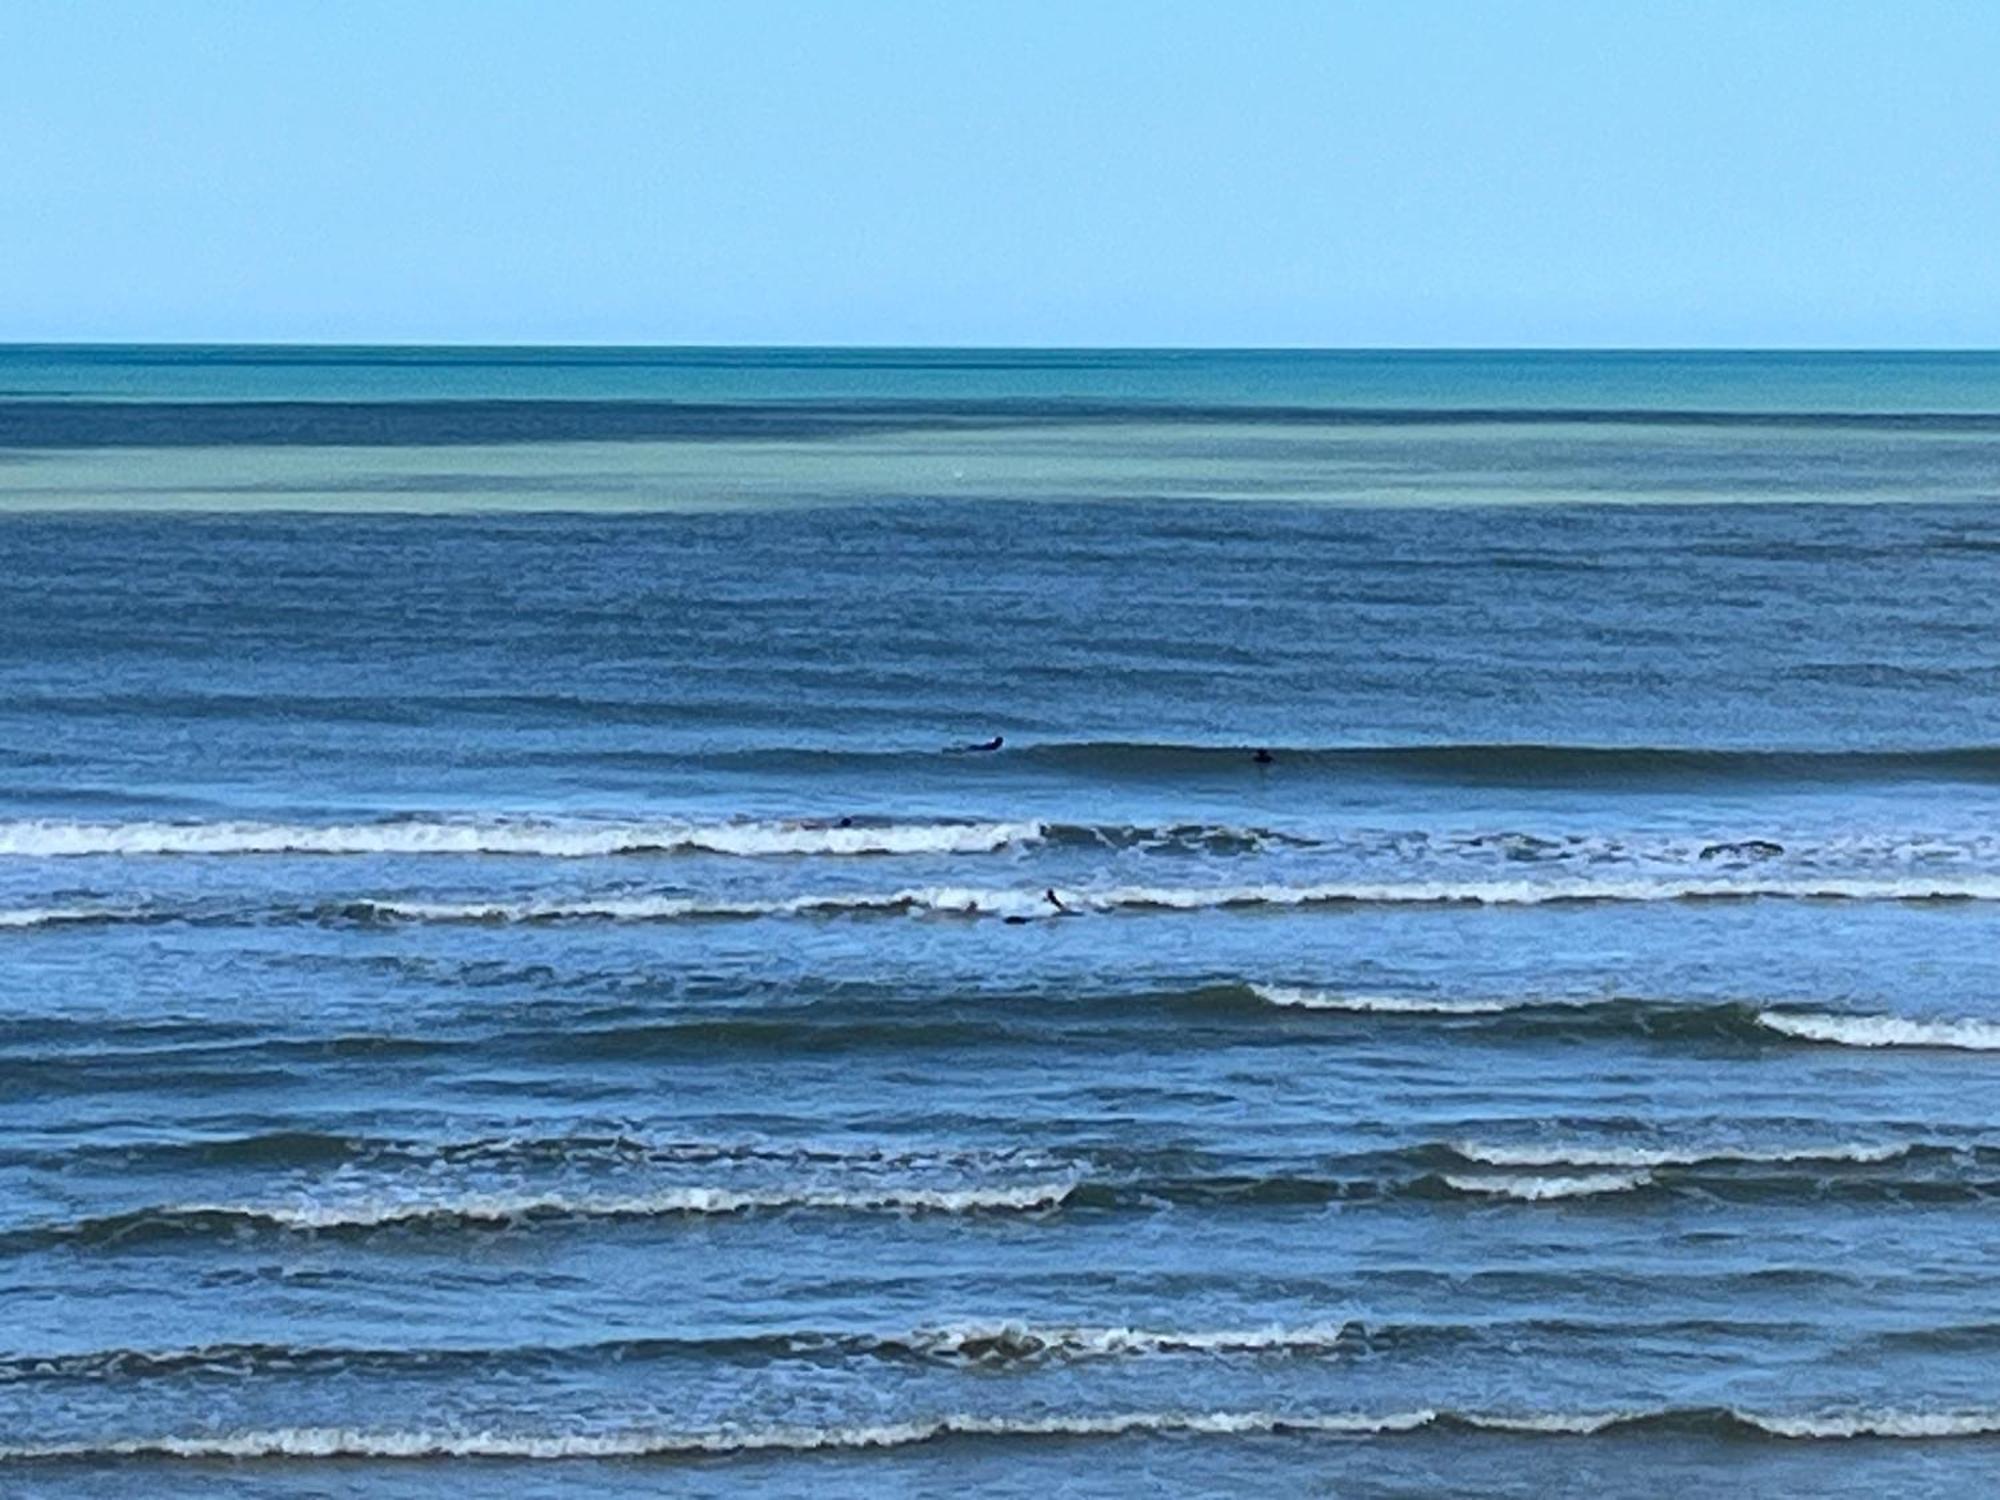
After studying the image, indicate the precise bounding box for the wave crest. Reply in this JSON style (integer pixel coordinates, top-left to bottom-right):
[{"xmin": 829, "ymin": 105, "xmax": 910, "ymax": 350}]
[
  {"xmin": 1451, "ymin": 1140, "xmax": 1914, "ymax": 1170},
  {"xmin": 1251, "ymin": 985, "xmax": 1516, "ymax": 1014},
  {"xmin": 12, "ymin": 1406, "xmax": 2000, "ymax": 1460},
  {"xmin": 1440, "ymin": 1172, "xmax": 1651, "ymax": 1201},
  {"xmin": 906, "ymin": 1320, "xmax": 1360, "ymax": 1365},
  {"xmin": 0, "ymin": 906, "xmax": 126, "ymax": 929},
  {"xmin": 1754, "ymin": 1011, "xmax": 2000, "ymax": 1051},
  {"xmin": 1251, "ymin": 988, "xmax": 2000, "ymax": 1054},
  {"xmin": 0, "ymin": 816, "xmax": 1042, "ymax": 860},
  {"xmin": 340, "ymin": 876, "xmax": 2000, "ymax": 927}
]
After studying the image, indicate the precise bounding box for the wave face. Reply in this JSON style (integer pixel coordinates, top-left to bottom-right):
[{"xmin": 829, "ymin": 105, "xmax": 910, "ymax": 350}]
[
  {"xmin": 686, "ymin": 739, "xmax": 2000, "ymax": 790},
  {"xmin": 996, "ymin": 740, "xmax": 2000, "ymax": 787}
]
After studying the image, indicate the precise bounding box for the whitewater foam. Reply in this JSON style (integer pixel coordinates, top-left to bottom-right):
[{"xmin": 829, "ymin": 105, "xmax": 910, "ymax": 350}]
[
  {"xmin": 10, "ymin": 1406, "xmax": 1999, "ymax": 1460},
  {"xmin": 1755, "ymin": 1011, "xmax": 2000, "ymax": 1051},
  {"xmin": 1250, "ymin": 990, "xmax": 2000, "ymax": 1056},
  {"xmin": 347, "ymin": 876, "xmax": 2000, "ymax": 926},
  {"xmin": 350, "ymin": 887, "xmax": 1062, "ymax": 924},
  {"xmin": 117, "ymin": 1180, "xmax": 1080, "ymax": 1232},
  {"xmin": 0, "ymin": 906, "xmax": 121, "ymax": 929},
  {"xmin": 1452, "ymin": 1140, "xmax": 1913, "ymax": 1170},
  {"xmin": 1441, "ymin": 1171, "xmax": 1652, "ymax": 1201},
  {"xmin": 0, "ymin": 1410, "xmax": 1437, "ymax": 1461},
  {"xmin": 909, "ymin": 1320, "xmax": 1359, "ymax": 1364},
  {"xmin": 1746, "ymin": 1410, "xmax": 2000, "ymax": 1439},
  {"xmin": 1251, "ymin": 985, "xmax": 1516, "ymax": 1014},
  {"xmin": 0, "ymin": 816, "xmax": 1043, "ymax": 859}
]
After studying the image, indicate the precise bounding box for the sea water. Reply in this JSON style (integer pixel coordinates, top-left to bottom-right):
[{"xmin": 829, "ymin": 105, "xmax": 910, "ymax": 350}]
[{"xmin": 3, "ymin": 347, "xmax": 2000, "ymax": 1495}]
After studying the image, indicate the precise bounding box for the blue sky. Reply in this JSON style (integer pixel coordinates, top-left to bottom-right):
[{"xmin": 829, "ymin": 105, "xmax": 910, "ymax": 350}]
[{"xmin": 3, "ymin": 1, "xmax": 1996, "ymax": 346}]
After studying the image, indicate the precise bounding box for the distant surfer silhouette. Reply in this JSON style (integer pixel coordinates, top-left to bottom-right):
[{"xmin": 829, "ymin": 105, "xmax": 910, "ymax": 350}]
[
  {"xmin": 948, "ymin": 735, "xmax": 1005, "ymax": 754},
  {"xmin": 1252, "ymin": 748, "xmax": 1274, "ymax": 765},
  {"xmin": 1004, "ymin": 889, "xmax": 1069, "ymax": 925}
]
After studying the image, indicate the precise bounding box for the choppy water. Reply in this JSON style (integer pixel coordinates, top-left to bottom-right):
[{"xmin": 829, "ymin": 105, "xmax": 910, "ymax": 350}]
[{"xmin": 5, "ymin": 348, "xmax": 2000, "ymax": 1496}]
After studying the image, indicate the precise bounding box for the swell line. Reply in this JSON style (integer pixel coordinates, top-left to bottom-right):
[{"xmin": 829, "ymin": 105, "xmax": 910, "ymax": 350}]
[
  {"xmin": 330, "ymin": 876, "xmax": 2000, "ymax": 927},
  {"xmin": 22, "ymin": 1156, "xmax": 2000, "ymax": 1250},
  {"xmin": 1251, "ymin": 987, "xmax": 2000, "ymax": 1050},
  {"xmin": 709, "ymin": 739, "xmax": 2000, "ymax": 786},
  {"xmin": 0, "ymin": 816, "xmax": 1044, "ymax": 859},
  {"xmin": 6, "ymin": 1180, "xmax": 1079, "ymax": 1248},
  {"xmin": 1, "ymin": 1313, "xmax": 1870, "ymax": 1387},
  {"xmin": 8, "ymin": 1405, "xmax": 2000, "ymax": 1460}
]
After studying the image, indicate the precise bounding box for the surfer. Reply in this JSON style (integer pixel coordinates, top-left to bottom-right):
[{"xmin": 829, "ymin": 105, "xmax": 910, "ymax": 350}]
[
  {"xmin": 947, "ymin": 735, "xmax": 1005, "ymax": 754},
  {"xmin": 1007, "ymin": 889, "xmax": 1068, "ymax": 924},
  {"xmin": 1252, "ymin": 748, "xmax": 1274, "ymax": 765}
]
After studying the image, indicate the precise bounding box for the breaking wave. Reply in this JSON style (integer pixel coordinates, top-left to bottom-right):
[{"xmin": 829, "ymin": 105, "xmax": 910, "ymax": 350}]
[
  {"xmin": 25, "ymin": 876, "xmax": 2000, "ymax": 936},
  {"xmin": 0, "ymin": 1315, "xmax": 1852, "ymax": 1386},
  {"xmin": 0, "ymin": 816, "xmax": 1043, "ymax": 859},
  {"xmin": 1250, "ymin": 987, "xmax": 2000, "ymax": 1052},
  {"xmin": 0, "ymin": 906, "xmax": 126, "ymax": 929},
  {"xmin": 11, "ymin": 1405, "xmax": 2000, "ymax": 1460},
  {"xmin": 1450, "ymin": 1140, "xmax": 1916, "ymax": 1170},
  {"xmin": 1251, "ymin": 985, "xmax": 1516, "ymax": 1014},
  {"xmin": 18, "ymin": 1180, "xmax": 1079, "ymax": 1246},
  {"xmin": 0, "ymin": 1323, "xmax": 1369, "ymax": 1385},
  {"xmin": 31, "ymin": 1129, "xmax": 1068, "ymax": 1176},
  {"xmin": 337, "ymin": 875, "xmax": 2000, "ymax": 927},
  {"xmin": 1439, "ymin": 1171, "xmax": 1652, "ymax": 1201},
  {"xmin": 20, "ymin": 1147, "xmax": 2000, "ymax": 1245},
  {"xmin": 1753, "ymin": 1011, "xmax": 2000, "ymax": 1051},
  {"xmin": 21, "ymin": 811, "xmax": 1999, "ymax": 869},
  {"xmin": 902, "ymin": 1320, "xmax": 1358, "ymax": 1364}
]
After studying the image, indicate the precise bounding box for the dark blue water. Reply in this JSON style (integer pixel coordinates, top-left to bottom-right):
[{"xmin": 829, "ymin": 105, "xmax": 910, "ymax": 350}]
[{"xmin": 5, "ymin": 349, "xmax": 2000, "ymax": 1495}]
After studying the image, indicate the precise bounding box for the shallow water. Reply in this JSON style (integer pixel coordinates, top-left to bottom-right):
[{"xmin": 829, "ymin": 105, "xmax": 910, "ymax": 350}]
[{"xmin": 5, "ymin": 348, "xmax": 2000, "ymax": 1494}]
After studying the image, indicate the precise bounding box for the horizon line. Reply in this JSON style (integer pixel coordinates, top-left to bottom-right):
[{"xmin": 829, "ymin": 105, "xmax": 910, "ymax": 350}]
[{"xmin": 5, "ymin": 341, "xmax": 2000, "ymax": 356}]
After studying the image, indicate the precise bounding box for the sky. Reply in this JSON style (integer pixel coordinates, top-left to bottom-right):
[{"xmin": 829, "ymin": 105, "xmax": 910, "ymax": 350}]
[{"xmin": 3, "ymin": 0, "xmax": 1997, "ymax": 347}]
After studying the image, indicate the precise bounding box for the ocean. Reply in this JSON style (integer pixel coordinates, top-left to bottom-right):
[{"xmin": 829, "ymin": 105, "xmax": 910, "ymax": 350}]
[{"xmin": 4, "ymin": 346, "xmax": 2000, "ymax": 1496}]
